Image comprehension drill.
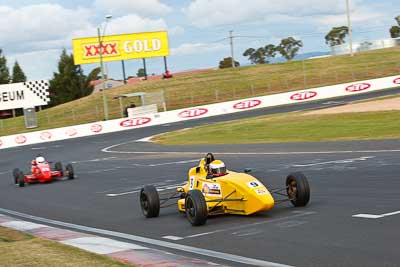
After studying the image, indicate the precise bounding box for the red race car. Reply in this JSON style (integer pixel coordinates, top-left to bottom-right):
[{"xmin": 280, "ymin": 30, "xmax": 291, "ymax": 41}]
[{"xmin": 13, "ymin": 156, "xmax": 75, "ymax": 187}]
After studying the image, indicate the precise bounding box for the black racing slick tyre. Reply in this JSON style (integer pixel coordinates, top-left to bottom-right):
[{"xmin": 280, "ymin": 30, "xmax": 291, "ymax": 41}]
[
  {"xmin": 13, "ymin": 168, "xmax": 20, "ymax": 184},
  {"xmin": 140, "ymin": 185, "xmax": 160, "ymax": 218},
  {"xmin": 185, "ymin": 190, "xmax": 208, "ymax": 226},
  {"xmin": 65, "ymin": 164, "xmax": 74, "ymax": 179},
  {"xmin": 55, "ymin": 162, "xmax": 63, "ymax": 175},
  {"xmin": 286, "ymin": 172, "xmax": 310, "ymax": 207},
  {"xmin": 17, "ymin": 171, "xmax": 25, "ymax": 187}
]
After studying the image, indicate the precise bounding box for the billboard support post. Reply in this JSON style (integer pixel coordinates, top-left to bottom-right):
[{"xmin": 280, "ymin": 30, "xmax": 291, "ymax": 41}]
[
  {"xmin": 142, "ymin": 58, "xmax": 148, "ymax": 80},
  {"xmin": 97, "ymin": 27, "xmax": 109, "ymax": 121},
  {"xmin": 121, "ymin": 60, "xmax": 127, "ymax": 84},
  {"xmin": 163, "ymin": 56, "xmax": 168, "ymax": 72}
]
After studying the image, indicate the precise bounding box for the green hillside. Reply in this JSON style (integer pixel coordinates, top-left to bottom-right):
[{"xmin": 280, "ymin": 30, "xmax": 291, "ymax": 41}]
[{"xmin": 1, "ymin": 46, "xmax": 400, "ymax": 136}]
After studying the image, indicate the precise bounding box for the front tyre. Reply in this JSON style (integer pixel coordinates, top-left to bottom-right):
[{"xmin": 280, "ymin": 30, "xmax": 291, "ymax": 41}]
[
  {"xmin": 55, "ymin": 162, "xmax": 63, "ymax": 176},
  {"xmin": 286, "ymin": 172, "xmax": 310, "ymax": 207},
  {"xmin": 13, "ymin": 168, "xmax": 20, "ymax": 184},
  {"xmin": 65, "ymin": 164, "xmax": 74, "ymax": 179},
  {"xmin": 140, "ymin": 185, "xmax": 160, "ymax": 218},
  {"xmin": 17, "ymin": 171, "xmax": 25, "ymax": 187},
  {"xmin": 185, "ymin": 190, "xmax": 208, "ymax": 226}
]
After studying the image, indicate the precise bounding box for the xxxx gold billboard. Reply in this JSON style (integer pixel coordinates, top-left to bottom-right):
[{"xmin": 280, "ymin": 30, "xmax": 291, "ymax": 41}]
[{"xmin": 72, "ymin": 31, "xmax": 169, "ymax": 65}]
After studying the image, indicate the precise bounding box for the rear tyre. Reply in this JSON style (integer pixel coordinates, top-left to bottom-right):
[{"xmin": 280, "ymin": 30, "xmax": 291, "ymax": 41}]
[
  {"xmin": 55, "ymin": 162, "xmax": 63, "ymax": 175},
  {"xmin": 140, "ymin": 185, "xmax": 160, "ymax": 218},
  {"xmin": 17, "ymin": 171, "xmax": 25, "ymax": 187},
  {"xmin": 65, "ymin": 164, "xmax": 74, "ymax": 179},
  {"xmin": 286, "ymin": 172, "xmax": 310, "ymax": 207},
  {"xmin": 13, "ymin": 168, "xmax": 20, "ymax": 184},
  {"xmin": 185, "ymin": 190, "xmax": 208, "ymax": 226}
]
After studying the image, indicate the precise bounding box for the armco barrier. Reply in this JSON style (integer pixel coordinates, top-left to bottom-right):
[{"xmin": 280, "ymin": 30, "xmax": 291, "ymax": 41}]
[{"xmin": 0, "ymin": 74, "xmax": 399, "ymax": 150}]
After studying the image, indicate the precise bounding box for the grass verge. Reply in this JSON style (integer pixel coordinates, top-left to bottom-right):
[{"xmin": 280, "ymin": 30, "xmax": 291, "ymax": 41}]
[
  {"xmin": 0, "ymin": 226, "xmax": 134, "ymax": 267},
  {"xmin": 1, "ymin": 46, "xmax": 400, "ymax": 136},
  {"xmin": 153, "ymin": 110, "xmax": 400, "ymax": 144}
]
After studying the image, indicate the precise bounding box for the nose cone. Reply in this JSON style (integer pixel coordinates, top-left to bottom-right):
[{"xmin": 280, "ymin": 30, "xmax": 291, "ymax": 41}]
[{"xmin": 42, "ymin": 170, "xmax": 52, "ymax": 179}]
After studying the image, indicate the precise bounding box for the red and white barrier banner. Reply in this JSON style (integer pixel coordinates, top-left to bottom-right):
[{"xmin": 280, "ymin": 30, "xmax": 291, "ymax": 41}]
[{"xmin": 1, "ymin": 74, "xmax": 399, "ymax": 149}]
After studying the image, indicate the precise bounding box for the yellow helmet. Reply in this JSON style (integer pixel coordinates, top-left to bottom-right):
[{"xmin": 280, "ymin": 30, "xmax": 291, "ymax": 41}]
[{"xmin": 209, "ymin": 160, "xmax": 226, "ymax": 176}]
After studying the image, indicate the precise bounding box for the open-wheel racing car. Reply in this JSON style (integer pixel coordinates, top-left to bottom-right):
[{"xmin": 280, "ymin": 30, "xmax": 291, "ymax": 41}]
[
  {"xmin": 140, "ymin": 153, "xmax": 310, "ymax": 226},
  {"xmin": 13, "ymin": 156, "xmax": 75, "ymax": 187}
]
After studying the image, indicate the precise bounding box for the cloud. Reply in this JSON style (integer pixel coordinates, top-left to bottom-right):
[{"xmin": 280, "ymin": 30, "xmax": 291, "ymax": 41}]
[
  {"xmin": 8, "ymin": 49, "xmax": 62, "ymax": 80},
  {"xmin": 317, "ymin": 8, "xmax": 384, "ymax": 26},
  {"xmin": 169, "ymin": 26, "xmax": 185, "ymax": 36},
  {"xmin": 95, "ymin": 0, "xmax": 172, "ymax": 17},
  {"xmin": 171, "ymin": 43, "xmax": 227, "ymax": 56},
  {"xmin": 0, "ymin": 4, "xmax": 91, "ymax": 53},
  {"xmin": 105, "ymin": 14, "xmax": 168, "ymax": 35},
  {"xmin": 185, "ymin": 0, "xmax": 366, "ymax": 27}
]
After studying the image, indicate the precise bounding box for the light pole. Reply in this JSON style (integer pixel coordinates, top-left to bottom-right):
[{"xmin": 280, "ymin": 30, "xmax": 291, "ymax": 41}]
[
  {"xmin": 346, "ymin": 0, "xmax": 354, "ymax": 56},
  {"xmin": 97, "ymin": 14, "xmax": 112, "ymax": 120},
  {"xmin": 229, "ymin": 30, "xmax": 235, "ymax": 68}
]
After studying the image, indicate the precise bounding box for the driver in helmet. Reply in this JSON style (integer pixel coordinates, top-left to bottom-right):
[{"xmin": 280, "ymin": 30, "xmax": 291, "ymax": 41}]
[
  {"xmin": 207, "ymin": 160, "xmax": 227, "ymax": 178},
  {"xmin": 31, "ymin": 156, "xmax": 45, "ymax": 174},
  {"xmin": 36, "ymin": 156, "xmax": 46, "ymax": 164}
]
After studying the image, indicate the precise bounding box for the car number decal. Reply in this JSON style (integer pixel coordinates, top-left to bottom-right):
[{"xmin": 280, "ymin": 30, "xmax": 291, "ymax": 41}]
[
  {"xmin": 247, "ymin": 181, "xmax": 260, "ymax": 188},
  {"xmin": 189, "ymin": 176, "xmax": 195, "ymax": 189}
]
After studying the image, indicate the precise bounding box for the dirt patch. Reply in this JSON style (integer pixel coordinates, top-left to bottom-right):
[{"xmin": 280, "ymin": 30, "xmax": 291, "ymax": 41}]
[{"xmin": 305, "ymin": 96, "xmax": 400, "ymax": 115}]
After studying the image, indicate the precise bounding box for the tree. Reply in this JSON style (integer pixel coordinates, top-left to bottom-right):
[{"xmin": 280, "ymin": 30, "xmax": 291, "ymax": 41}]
[
  {"xmin": 325, "ymin": 26, "xmax": 349, "ymax": 46},
  {"xmin": 218, "ymin": 57, "xmax": 240, "ymax": 69},
  {"xmin": 243, "ymin": 48, "xmax": 257, "ymax": 64},
  {"xmin": 49, "ymin": 49, "xmax": 95, "ymax": 107},
  {"xmin": 264, "ymin": 44, "xmax": 276, "ymax": 59},
  {"xmin": 276, "ymin": 37, "xmax": 303, "ymax": 62},
  {"xmin": 243, "ymin": 47, "xmax": 267, "ymax": 64},
  {"xmin": 389, "ymin": 15, "xmax": 400, "ymax": 38},
  {"xmin": 243, "ymin": 48, "xmax": 266, "ymax": 64},
  {"xmin": 243, "ymin": 44, "xmax": 276, "ymax": 65},
  {"xmin": 0, "ymin": 49, "xmax": 10, "ymax": 84},
  {"xmin": 82, "ymin": 67, "xmax": 101, "ymax": 95},
  {"xmin": 11, "ymin": 61, "xmax": 27, "ymax": 83},
  {"xmin": 136, "ymin": 68, "xmax": 146, "ymax": 77}
]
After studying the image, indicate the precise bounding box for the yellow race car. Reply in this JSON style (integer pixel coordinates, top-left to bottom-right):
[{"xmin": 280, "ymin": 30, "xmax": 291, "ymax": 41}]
[{"xmin": 140, "ymin": 153, "xmax": 310, "ymax": 226}]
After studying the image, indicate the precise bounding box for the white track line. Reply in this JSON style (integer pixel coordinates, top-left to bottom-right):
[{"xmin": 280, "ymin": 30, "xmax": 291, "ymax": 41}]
[
  {"xmin": 0, "ymin": 208, "xmax": 292, "ymax": 267},
  {"xmin": 102, "ymin": 142, "xmax": 400, "ymax": 155},
  {"xmin": 292, "ymin": 156, "xmax": 374, "ymax": 167},
  {"xmin": 71, "ymin": 157, "xmax": 117, "ymax": 164},
  {"xmin": 352, "ymin": 210, "xmax": 400, "ymax": 219},
  {"xmin": 106, "ymin": 182, "xmax": 186, "ymax": 197},
  {"xmin": 183, "ymin": 211, "xmax": 316, "ymax": 239}
]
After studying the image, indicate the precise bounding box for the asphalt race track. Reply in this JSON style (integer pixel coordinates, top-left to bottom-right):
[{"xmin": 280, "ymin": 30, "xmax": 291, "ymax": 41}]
[{"xmin": 1, "ymin": 89, "xmax": 399, "ymax": 267}]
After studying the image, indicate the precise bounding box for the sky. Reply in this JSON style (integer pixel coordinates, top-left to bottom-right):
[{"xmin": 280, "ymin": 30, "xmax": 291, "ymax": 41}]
[{"xmin": 0, "ymin": 0, "xmax": 398, "ymax": 81}]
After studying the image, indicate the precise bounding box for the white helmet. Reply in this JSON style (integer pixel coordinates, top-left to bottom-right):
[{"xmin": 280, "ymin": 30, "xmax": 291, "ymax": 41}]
[
  {"xmin": 209, "ymin": 160, "xmax": 226, "ymax": 176},
  {"xmin": 36, "ymin": 156, "xmax": 45, "ymax": 163}
]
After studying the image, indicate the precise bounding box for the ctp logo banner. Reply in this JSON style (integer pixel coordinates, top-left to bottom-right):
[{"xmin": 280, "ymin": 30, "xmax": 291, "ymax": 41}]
[
  {"xmin": 15, "ymin": 135, "xmax": 27, "ymax": 144},
  {"xmin": 233, "ymin": 99, "xmax": 261, "ymax": 109},
  {"xmin": 40, "ymin": 131, "xmax": 52, "ymax": 140},
  {"xmin": 120, "ymin": 117, "xmax": 151, "ymax": 127},
  {"xmin": 72, "ymin": 31, "xmax": 169, "ymax": 65},
  {"xmin": 90, "ymin": 124, "xmax": 103, "ymax": 133},
  {"xmin": 178, "ymin": 108, "xmax": 208, "ymax": 118},
  {"xmin": 290, "ymin": 91, "xmax": 317, "ymax": 101},
  {"xmin": 345, "ymin": 83, "xmax": 371, "ymax": 92}
]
